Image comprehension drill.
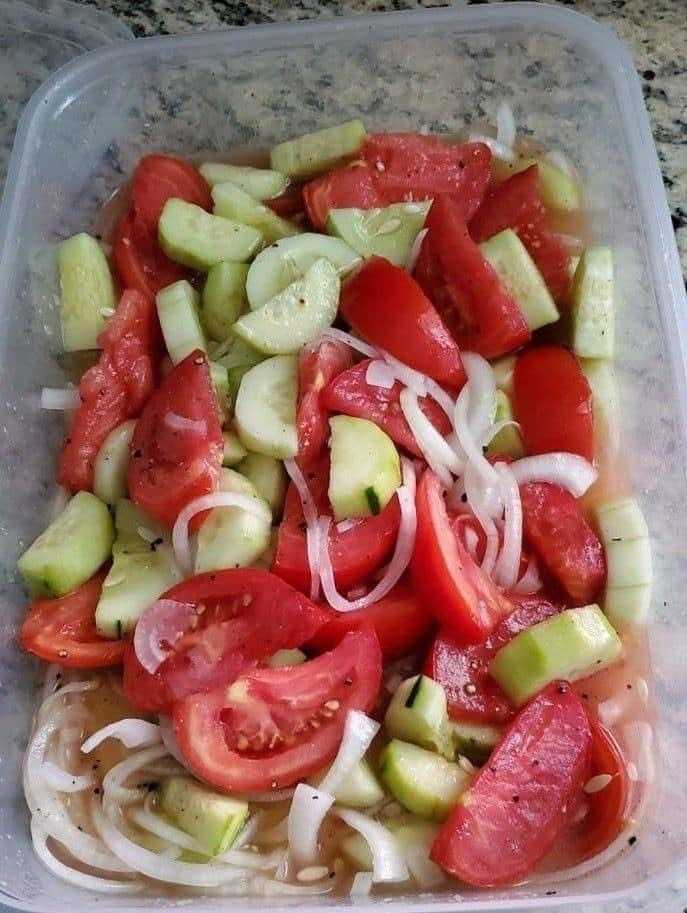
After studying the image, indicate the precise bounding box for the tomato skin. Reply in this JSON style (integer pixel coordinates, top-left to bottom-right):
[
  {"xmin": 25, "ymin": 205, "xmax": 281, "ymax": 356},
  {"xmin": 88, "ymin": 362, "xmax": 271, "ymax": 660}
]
[
  {"xmin": 321, "ymin": 359, "xmax": 452, "ymax": 458},
  {"xmin": 132, "ymin": 154, "xmax": 211, "ymax": 231},
  {"xmin": 513, "ymin": 345, "xmax": 594, "ymax": 461},
  {"xmin": 576, "ymin": 722, "xmax": 629, "ymax": 860},
  {"xmin": 20, "ymin": 573, "xmax": 124, "ymax": 669},
  {"xmin": 304, "ymin": 162, "xmax": 385, "ymax": 230},
  {"xmin": 173, "ymin": 626, "xmax": 382, "ymax": 792},
  {"xmin": 340, "ymin": 257, "xmax": 466, "ymax": 388},
  {"xmin": 431, "ymin": 681, "xmax": 592, "ymax": 886},
  {"xmin": 128, "ymin": 350, "xmax": 223, "ymax": 527},
  {"xmin": 414, "ymin": 196, "xmax": 530, "ymax": 359},
  {"xmin": 296, "ymin": 339, "xmax": 354, "ymax": 469},
  {"xmin": 520, "ymin": 482, "xmax": 606, "ymax": 605},
  {"xmin": 265, "ymin": 184, "xmax": 304, "ymax": 218},
  {"xmin": 113, "ymin": 209, "xmax": 188, "ymax": 298},
  {"xmin": 411, "ymin": 470, "xmax": 513, "ymax": 643}
]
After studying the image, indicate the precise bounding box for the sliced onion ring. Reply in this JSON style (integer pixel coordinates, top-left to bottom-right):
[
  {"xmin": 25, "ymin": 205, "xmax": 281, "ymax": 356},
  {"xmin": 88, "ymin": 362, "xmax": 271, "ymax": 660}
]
[
  {"xmin": 492, "ymin": 463, "xmax": 522, "ymax": 590},
  {"xmin": 365, "ymin": 359, "xmax": 396, "ymax": 389},
  {"xmin": 333, "ymin": 808, "xmax": 408, "ymax": 884},
  {"xmin": 319, "ymin": 711, "xmax": 379, "ymax": 795},
  {"xmin": 510, "ymin": 453, "xmax": 597, "ymax": 497},
  {"xmin": 82, "ymin": 719, "xmax": 161, "ymax": 755},
  {"xmin": 400, "ymin": 387, "xmax": 462, "ymax": 485},
  {"xmin": 287, "ymin": 784, "xmax": 335, "ymax": 866},
  {"xmin": 134, "ymin": 599, "xmax": 198, "ymax": 675},
  {"xmin": 321, "ymin": 328, "xmax": 378, "ymax": 358}
]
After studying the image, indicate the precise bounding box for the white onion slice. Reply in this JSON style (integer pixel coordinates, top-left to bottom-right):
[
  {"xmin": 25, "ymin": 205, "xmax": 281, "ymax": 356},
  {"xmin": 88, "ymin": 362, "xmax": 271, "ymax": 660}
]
[
  {"xmin": 322, "ymin": 328, "xmax": 378, "ymax": 358},
  {"xmin": 405, "ymin": 227, "xmax": 429, "ymax": 273},
  {"xmin": 319, "ymin": 711, "xmax": 380, "ymax": 795},
  {"xmin": 467, "ymin": 133, "xmax": 515, "ymax": 161},
  {"xmin": 513, "ymin": 554, "xmax": 543, "ymax": 594},
  {"xmin": 510, "ymin": 453, "xmax": 597, "ymax": 497},
  {"xmin": 496, "ymin": 100, "xmax": 516, "ymax": 151},
  {"xmin": 218, "ymin": 848, "xmax": 285, "ymax": 871},
  {"xmin": 379, "ymin": 349, "xmax": 427, "ymax": 397},
  {"xmin": 492, "ymin": 463, "xmax": 522, "ymax": 589},
  {"xmin": 287, "ymin": 784, "xmax": 335, "ymax": 866},
  {"xmin": 337, "ymin": 518, "xmax": 362, "ymax": 533},
  {"xmin": 334, "ymin": 808, "xmax": 408, "ymax": 884},
  {"xmin": 40, "ymin": 761, "xmax": 94, "ymax": 793},
  {"xmin": 365, "ymin": 359, "xmax": 396, "ymax": 389},
  {"xmin": 400, "ymin": 388, "xmax": 462, "ymax": 485},
  {"xmin": 157, "ymin": 715, "xmax": 188, "ymax": 768},
  {"xmin": 464, "ymin": 463, "xmax": 499, "ymax": 576},
  {"xmin": 102, "ymin": 744, "xmax": 169, "ymax": 806},
  {"xmin": 404, "ymin": 843, "xmax": 446, "ymax": 888},
  {"xmin": 40, "ymin": 387, "xmax": 80, "ymax": 410},
  {"xmin": 462, "ymin": 352, "xmax": 497, "ymax": 445},
  {"xmin": 164, "ymin": 411, "xmax": 207, "ymax": 435},
  {"xmin": 454, "ymin": 386, "xmax": 498, "ymax": 486},
  {"xmin": 82, "ymin": 719, "xmax": 161, "ymax": 755},
  {"xmin": 350, "ymin": 871, "xmax": 373, "ymax": 896},
  {"xmin": 128, "ymin": 805, "xmax": 206, "ymax": 854},
  {"xmin": 134, "ymin": 599, "xmax": 198, "ymax": 675}
]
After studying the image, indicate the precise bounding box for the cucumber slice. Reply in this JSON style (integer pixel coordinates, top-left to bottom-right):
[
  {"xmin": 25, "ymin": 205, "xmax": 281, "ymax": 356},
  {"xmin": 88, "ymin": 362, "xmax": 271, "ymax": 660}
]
[
  {"xmin": 604, "ymin": 585, "xmax": 651, "ymax": 626},
  {"xmin": 491, "ymin": 354, "xmax": 516, "ymax": 394},
  {"xmin": 158, "ymin": 198, "xmax": 262, "ymax": 270},
  {"xmin": 449, "ymin": 721, "xmax": 502, "ymax": 765},
  {"xmin": 480, "ymin": 229, "xmax": 559, "ymax": 331},
  {"xmin": 489, "ymin": 605, "xmax": 623, "ymax": 706},
  {"xmin": 93, "ymin": 419, "xmax": 136, "ymax": 506},
  {"xmin": 605, "ymin": 537, "xmax": 652, "ymax": 589},
  {"xmin": 486, "ymin": 390, "xmax": 523, "ymax": 460},
  {"xmin": 329, "ymin": 415, "xmax": 401, "ymax": 521},
  {"xmin": 201, "ymin": 262, "xmax": 249, "ymax": 342},
  {"xmin": 18, "ymin": 492, "xmax": 114, "ymax": 597},
  {"xmin": 595, "ymin": 498, "xmax": 649, "ymax": 542},
  {"xmin": 158, "ymin": 776, "xmax": 248, "ymax": 856},
  {"xmin": 334, "ymin": 759, "xmax": 385, "ymax": 809},
  {"xmin": 58, "ymin": 233, "xmax": 116, "ymax": 352},
  {"xmin": 270, "ymin": 119, "xmax": 366, "ymax": 178},
  {"xmin": 233, "ymin": 258, "xmax": 339, "ymax": 355},
  {"xmin": 384, "ymin": 676, "xmax": 454, "ymax": 760},
  {"xmin": 216, "ymin": 338, "xmax": 265, "ymax": 371},
  {"xmin": 235, "ymin": 355, "xmax": 298, "ymax": 459},
  {"xmin": 238, "ymin": 452, "xmax": 287, "ymax": 517},
  {"xmin": 222, "ymin": 430, "xmax": 248, "ymax": 467},
  {"xmin": 581, "ymin": 358, "xmax": 619, "ymax": 445},
  {"xmin": 379, "ymin": 740, "xmax": 470, "ymax": 821},
  {"xmin": 268, "ymin": 648, "xmax": 306, "ymax": 668},
  {"xmin": 327, "ymin": 202, "xmax": 431, "ymax": 267},
  {"xmin": 212, "ymin": 182, "xmax": 300, "ymax": 244},
  {"xmin": 246, "ymin": 232, "xmax": 360, "ymax": 310},
  {"xmin": 595, "ymin": 498, "xmax": 652, "ymax": 625},
  {"xmin": 156, "ymin": 280, "xmax": 206, "ymax": 364},
  {"xmin": 571, "ymin": 247, "xmax": 614, "ymax": 359},
  {"xmin": 199, "ymin": 163, "xmax": 289, "ymax": 200},
  {"xmin": 495, "ymin": 157, "xmax": 581, "ymax": 211}
]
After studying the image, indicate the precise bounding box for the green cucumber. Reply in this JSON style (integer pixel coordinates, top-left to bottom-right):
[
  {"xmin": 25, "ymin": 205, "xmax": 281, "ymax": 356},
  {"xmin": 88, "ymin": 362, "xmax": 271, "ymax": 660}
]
[
  {"xmin": 209, "ymin": 362, "xmax": 231, "ymax": 422},
  {"xmin": 201, "ymin": 262, "xmax": 249, "ymax": 342},
  {"xmin": 491, "ymin": 354, "xmax": 516, "ymax": 394},
  {"xmin": 334, "ymin": 759, "xmax": 385, "ymax": 809},
  {"xmin": 222, "ymin": 430, "xmax": 248, "ymax": 467},
  {"xmin": 489, "ymin": 605, "xmax": 623, "ymax": 705},
  {"xmin": 327, "ymin": 202, "xmax": 430, "ymax": 267},
  {"xmin": 603, "ymin": 534, "xmax": 652, "ymax": 588},
  {"xmin": 595, "ymin": 499, "xmax": 652, "ymax": 625},
  {"xmin": 384, "ymin": 676, "xmax": 454, "ymax": 760},
  {"xmin": 603, "ymin": 585, "xmax": 651, "ymax": 627},
  {"xmin": 496, "ymin": 157, "xmax": 581, "ymax": 211},
  {"xmin": 158, "ymin": 198, "xmax": 262, "ymax": 270},
  {"xmin": 486, "ymin": 390, "xmax": 523, "ymax": 460},
  {"xmin": 158, "ymin": 776, "xmax": 248, "ymax": 856},
  {"xmin": 234, "ymin": 355, "xmax": 298, "ymax": 458},
  {"xmin": 379, "ymin": 740, "xmax": 470, "ymax": 821},
  {"xmin": 212, "ymin": 182, "xmax": 300, "ymax": 243},
  {"xmin": 238, "ymin": 452, "xmax": 287, "ymax": 517},
  {"xmin": 233, "ymin": 258, "xmax": 339, "ymax": 355},
  {"xmin": 93, "ymin": 419, "xmax": 137, "ymax": 506},
  {"xmin": 595, "ymin": 498, "xmax": 649, "ymax": 542},
  {"xmin": 58, "ymin": 233, "xmax": 116, "ymax": 352},
  {"xmin": 270, "ymin": 119, "xmax": 366, "ymax": 178},
  {"xmin": 581, "ymin": 358, "xmax": 619, "ymax": 443},
  {"xmin": 571, "ymin": 247, "xmax": 614, "ymax": 359},
  {"xmin": 156, "ymin": 280, "xmax": 206, "ymax": 364},
  {"xmin": 328, "ymin": 415, "xmax": 401, "ymax": 521},
  {"xmin": 199, "ymin": 163, "xmax": 289, "ymax": 200},
  {"xmin": 268, "ymin": 648, "xmax": 306, "ymax": 668},
  {"xmin": 216, "ymin": 338, "xmax": 265, "ymax": 372},
  {"xmin": 449, "ymin": 721, "xmax": 502, "ymax": 765}
]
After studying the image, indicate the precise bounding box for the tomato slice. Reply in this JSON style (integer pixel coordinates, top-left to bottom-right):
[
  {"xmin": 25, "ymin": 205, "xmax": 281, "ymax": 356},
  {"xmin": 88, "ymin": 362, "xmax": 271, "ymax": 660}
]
[
  {"xmin": 273, "ymin": 457, "xmax": 401, "ymax": 594},
  {"xmin": 128, "ymin": 350, "xmax": 223, "ymax": 526},
  {"xmin": 113, "ymin": 209, "xmax": 188, "ymax": 298},
  {"xmin": 321, "ymin": 358, "xmax": 452, "ymax": 458},
  {"xmin": 131, "ymin": 154, "xmax": 211, "ymax": 232},
  {"xmin": 424, "ymin": 593, "xmax": 563, "ymax": 723},
  {"xmin": 308, "ymin": 580, "xmax": 435, "ymax": 660},
  {"xmin": 431, "ymin": 681, "xmax": 592, "ymax": 886},
  {"xmin": 265, "ymin": 184, "xmax": 305, "ymax": 218},
  {"xmin": 173, "ymin": 626, "xmax": 382, "ymax": 792},
  {"xmin": 513, "ymin": 345, "xmax": 594, "ymax": 461},
  {"xmin": 340, "ymin": 257, "xmax": 466, "ymax": 388},
  {"xmin": 520, "ymin": 482, "xmax": 606, "ymax": 605},
  {"xmin": 58, "ymin": 289, "xmax": 160, "ymax": 492},
  {"xmin": 414, "ymin": 196, "xmax": 530, "ymax": 359},
  {"xmin": 304, "ymin": 162, "xmax": 385, "ymax": 230},
  {"xmin": 296, "ymin": 338, "xmax": 354, "ymax": 469},
  {"xmin": 123, "ymin": 569, "xmax": 330, "ymax": 714},
  {"xmin": 20, "ymin": 573, "xmax": 124, "ymax": 669}
]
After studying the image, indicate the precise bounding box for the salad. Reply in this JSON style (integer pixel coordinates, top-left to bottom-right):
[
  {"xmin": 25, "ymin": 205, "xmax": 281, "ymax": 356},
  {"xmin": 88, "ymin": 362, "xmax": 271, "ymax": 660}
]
[{"xmin": 18, "ymin": 109, "xmax": 653, "ymax": 898}]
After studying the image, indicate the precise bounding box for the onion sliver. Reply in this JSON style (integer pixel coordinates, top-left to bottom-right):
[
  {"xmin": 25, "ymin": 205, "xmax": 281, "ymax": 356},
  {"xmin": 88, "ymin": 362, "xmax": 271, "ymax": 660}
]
[
  {"xmin": 492, "ymin": 463, "xmax": 522, "ymax": 590},
  {"xmin": 134, "ymin": 599, "xmax": 198, "ymax": 675},
  {"xmin": 334, "ymin": 808, "xmax": 408, "ymax": 884},
  {"xmin": 322, "ymin": 328, "xmax": 378, "ymax": 358},
  {"xmin": 510, "ymin": 453, "xmax": 597, "ymax": 497},
  {"xmin": 464, "ymin": 463, "xmax": 499, "ymax": 576},
  {"xmin": 40, "ymin": 387, "xmax": 80, "ymax": 410},
  {"xmin": 319, "ymin": 711, "xmax": 380, "ymax": 795},
  {"xmin": 82, "ymin": 719, "xmax": 161, "ymax": 754},
  {"xmin": 366, "ymin": 359, "xmax": 396, "ymax": 389},
  {"xmin": 103, "ymin": 744, "xmax": 169, "ymax": 806},
  {"xmin": 164, "ymin": 411, "xmax": 206, "ymax": 435},
  {"xmin": 128, "ymin": 805, "xmax": 206, "ymax": 854},
  {"xmin": 40, "ymin": 761, "xmax": 94, "ymax": 793},
  {"xmin": 496, "ymin": 100, "xmax": 516, "ymax": 151},
  {"xmin": 454, "ymin": 386, "xmax": 498, "ymax": 485},
  {"xmin": 462, "ymin": 352, "xmax": 497, "ymax": 445},
  {"xmin": 400, "ymin": 388, "xmax": 461, "ymax": 485},
  {"xmin": 287, "ymin": 784, "xmax": 334, "ymax": 866},
  {"xmin": 467, "ymin": 133, "xmax": 515, "ymax": 161}
]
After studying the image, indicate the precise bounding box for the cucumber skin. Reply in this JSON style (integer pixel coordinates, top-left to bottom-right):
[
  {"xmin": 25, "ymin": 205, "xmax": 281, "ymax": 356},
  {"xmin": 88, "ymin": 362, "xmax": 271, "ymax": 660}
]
[
  {"xmin": 158, "ymin": 776, "xmax": 248, "ymax": 856},
  {"xmin": 384, "ymin": 675, "xmax": 454, "ymax": 760},
  {"xmin": 156, "ymin": 279, "xmax": 206, "ymax": 364},
  {"xmin": 270, "ymin": 119, "xmax": 366, "ymax": 178},
  {"xmin": 202, "ymin": 262, "xmax": 249, "ymax": 342},
  {"xmin": 199, "ymin": 163, "xmax": 289, "ymax": 200},
  {"xmin": 212, "ymin": 182, "xmax": 300, "ymax": 244},
  {"xmin": 379, "ymin": 739, "xmax": 469, "ymax": 821}
]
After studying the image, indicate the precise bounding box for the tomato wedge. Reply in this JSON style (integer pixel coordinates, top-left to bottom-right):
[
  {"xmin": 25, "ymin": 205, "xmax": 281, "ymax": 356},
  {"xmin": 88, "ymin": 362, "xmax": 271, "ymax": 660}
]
[
  {"xmin": 520, "ymin": 482, "xmax": 606, "ymax": 605},
  {"xmin": 414, "ymin": 196, "xmax": 530, "ymax": 359},
  {"xmin": 296, "ymin": 338, "xmax": 354, "ymax": 469},
  {"xmin": 113, "ymin": 209, "xmax": 187, "ymax": 298},
  {"xmin": 431, "ymin": 682, "xmax": 592, "ymax": 886},
  {"xmin": 131, "ymin": 155, "xmax": 211, "ymax": 232},
  {"xmin": 321, "ymin": 359, "xmax": 452, "ymax": 458},
  {"xmin": 20, "ymin": 573, "xmax": 124, "ymax": 669},
  {"xmin": 411, "ymin": 470, "xmax": 512, "ymax": 643},
  {"xmin": 273, "ymin": 457, "xmax": 401, "ymax": 593},
  {"xmin": 173, "ymin": 627, "xmax": 382, "ymax": 792},
  {"xmin": 513, "ymin": 345, "xmax": 594, "ymax": 461},
  {"xmin": 304, "ymin": 162, "xmax": 385, "ymax": 230},
  {"xmin": 128, "ymin": 350, "xmax": 223, "ymax": 526},
  {"xmin": 123, "ymin": 569, "xmax": 330, "ymax": 714},
  {"xmin": 266, "ymin": 184, "xmax": 305, "ymax": 218},
  {"xmin": 340, "ymin": 257, "xmax": 466, "ymax": 388}
]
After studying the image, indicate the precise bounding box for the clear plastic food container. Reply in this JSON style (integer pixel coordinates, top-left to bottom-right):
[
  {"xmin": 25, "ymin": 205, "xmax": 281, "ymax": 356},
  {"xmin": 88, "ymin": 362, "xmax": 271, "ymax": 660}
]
[{"xmin": 0, "ymin": 3, "xmax": 685, "ymax": 911}]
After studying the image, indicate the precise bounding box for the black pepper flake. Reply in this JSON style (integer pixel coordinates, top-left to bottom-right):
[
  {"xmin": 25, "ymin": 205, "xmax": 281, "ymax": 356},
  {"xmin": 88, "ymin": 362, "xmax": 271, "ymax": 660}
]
[
  {"xmin": 643, "ymin": 69, "xmax": 656, "ymax": 80},
  {"xmin": 93, "ymin": 787, "xmax": 102, "ymax": 795},
  {"xmin": 626, "ymin": 683, "xmax": 632, "ymax": 690},
  {"xmin": 344, "ymin": 677, "xmax": 353, "ymax": 686},
  {"xmin": 628, "ymin": 835, "xmax": 637, "ymax": 846},
  {"xmin": 150, "ymin": 537, "xmax": 163, "ymax": 552},
  {"xmin": 581, "ymin": 693, "xmax": 589, "ymax": 700},
  {"xmin": 133, "ymin": 448, "xmax": 142, "ymax": 458},
  {"xmin": 512, "ymin": 795, "xmax": 520, "ymax": 803},
  {"xmin": 461, "ymin": 493, "xmax": 468, "ymax": 503},
  {"xmin": 545, "ymin": 890, "xmax": 557, "ymax": 896},
  {"xmin": 298, "ymin": 521, "xmax": 308, "ymax": 532}
]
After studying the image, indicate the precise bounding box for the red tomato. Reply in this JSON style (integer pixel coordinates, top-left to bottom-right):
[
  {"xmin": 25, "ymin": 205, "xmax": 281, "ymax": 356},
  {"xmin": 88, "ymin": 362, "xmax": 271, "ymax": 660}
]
[
  {"xmin": 128, "ymin": 350, "xmax": 223, "ymax": 526},
  {"xmin": 520, "ymin": 482, "xmax": 606, "ymax": 605},
  {"xmin": 58, "ymin": 289, "xmax": 159, "ymax": 491},
  {"xmin": 308, "ymin": 580, "xmax": 435, "ymax": 660},
  {"xmin": 414, "ymin": 196, "xmax": 530, "ymax": 359},
  {"xmin": 304, "ymin": 162, "xmax": 385, "ymax": 230},
  {"xmin": 575, "ymin": 722, "xmax": 630, "ymax": 860},
  {"xmin": 296, "ymin": 338, "xmax": 354, "ymax": 469},
  {"xmin": 113, "ymin": 209, "xmax": 187, "ymax": 298},
  {"xmin": 513, "ymin": 345, "xmax": 594, "ymax": 461},
  {"xmin": 321, "ymin": 358, "xmax": 452, "ymax": 458},
  {"xmin": 123, "ymin": 569, "xmax": 330, "ymax": 714},
  {"xmin": 431, "ymin": 681, "xmax": 592, "ymax": 886},
  {"xmin": 266, "ymin": 184, "xmax": 304, "ymax": 218},
  {"xmin": 131, "ymin": 154, "xmax": 211, "ymax": 232},
  {"xmin": 173, "ymin": 626, "xmax": 382, "ymax": 792},
  {"xmin": 272, "ymin": 457, "xmax": 401, "ymax": 594},
  {"xmin": 424, "ymin": 593, "xmax": 563, "ymax": 723},
  {"xmin": 340, "ymin": 257, "xmax": 466, "ymax": 388},
  {"xmin": 469, "ymin": 165, "xmax": 571, "ymax": 302},
  {"xmin": 20, "ymin": 573, "xmax": 124, "ymax": 669},
  {"xmin": 411, "ymin": 470, "xmax": 513, "ymax": 643}
]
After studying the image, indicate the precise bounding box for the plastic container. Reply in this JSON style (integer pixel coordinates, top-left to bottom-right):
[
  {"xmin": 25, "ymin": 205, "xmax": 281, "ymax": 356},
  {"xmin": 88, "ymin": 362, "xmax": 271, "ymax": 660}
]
[{"xmin": 0, "ymin": 3, "xmax": 685, "ymax": 911}]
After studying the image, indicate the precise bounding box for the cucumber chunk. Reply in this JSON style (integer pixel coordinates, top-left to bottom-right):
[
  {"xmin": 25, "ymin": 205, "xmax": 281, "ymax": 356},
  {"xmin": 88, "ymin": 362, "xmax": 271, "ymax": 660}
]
[
  {"xmin": 58, "ymin": 233, "xmax": 116, "ymax": 352},
  {"xmin": 18, "ymin": 492, "xmax": 114, "ymax": 598},
  {"xmin": 222, "ymin": 430, "xmax": 248, "ymax": 467},
  {"xmin": 246, "ymin": 232, "xmax": 360, "ymax": 310},
  {"xmin": 571, "ymin": 247, "xmax": 614, "ymax": 359},
  {"xmin": 595, "ymin": 499, "xmax": 652, "ymax": 625},
  {"xmin": 581, "ymin": 358, "xmax": 619, "ymax": 446},
  {"xmin": 327, "ymin": 202, "xmax": 431, "ymax": 267},
  {"xmin": 329, "ymin": 415, "xmax": 401, "ymax": 521},
  {"xmin": 270, "ymin": 119, "xmax": 366, "ymax": 178},
  {"xmin": 604, "ymin": 585, "xmax": 652, "ymax": 626},
  {"xmin": 209, "ymin": 362, "xmax": 231, "ymax": 422},
  {"xmin": 158, "ymin": 776, "xmax": 248, "ymax": 856},
  {"xmin": 156, "ymin": 280, "xmax": 206, "ymax": 364},
  {"xmin": 489, "ymin": 605, "xmax": 623, "ymax": 706},
  {"xmin": 384, "ymin": 675, "xmax": 454, "ymax": 760},
  {"xmin": 496, "ymin": 157, "xmax": 581, "ymax": 211},
  {"xmin": 233, "ymin": 258, "xmax": 340, "ymax": 355},
  {"xmin": 216, "ymin": 338, "xmax": 265, "ymax": 371},
  {"xmin": 202, "ymin": 262, "xmax": 249, "ymax": 342},
  {"xmin": 379, "ymin": 740, "xmax": 470, "ymax": 821},
  {"xmin": 595, "ymin": 498, "xmax": 649, "ymax": 542},
  {"xmin": 491, "ymin": 354, "xmax": 516, "ymax": 394},
  {"xmin": 212, "ymin": 182, "xmax": 300, "ymax": 244},
  {"xmin": 199, "ymin": 163, "xmax": 289, "ymax": 200},
  {"xmin": 268, "ymin": 648, "xmax": 306, "ymax": 668},
  {"xmin": 158, "ymin": 198, "xmax": 262, "ymax": 270},
  {"xmin": 93, "ymin": 419, "xmax": 137, "ymax": 506},
  {"xmin": 605, "ymin": 537, "xmax": 652, "ymax": 589},
  {"xmin": 480, "ymin": 229, "xmax": 559, "ymax": 331},
  {"xmin": 449, "ymin": 721, "xmax": 502, "ymax": 765},
  {"xmin": 334, "ymin": 759, "xmax": 386, "ymax": 809},
  {"xmin": 234, "ymin": 355, "xmax": 298, "ymax": 459},
  {"xmin": 238, "ymin": 452, "xmax": 287, "ymax": 516},
  {"xmin": 486, "ymin": 390, "xmax": 523, "ymax": 459}
]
